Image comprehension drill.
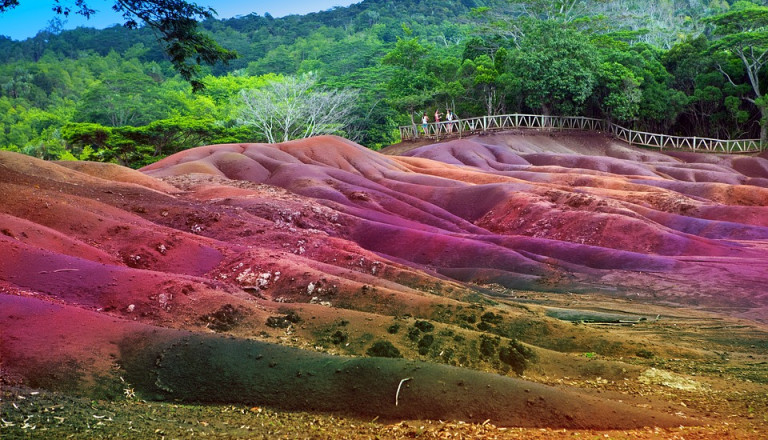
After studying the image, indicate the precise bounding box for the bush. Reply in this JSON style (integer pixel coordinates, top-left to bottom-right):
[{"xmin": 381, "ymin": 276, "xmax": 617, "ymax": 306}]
[
  {"xmin": 330, "ymin": 330, "xmax": 348, "ymax": 345},
  {"xmin": 265, "ymin": 311, "xmax": 301, "ymax": 329},
  {"xmin": 480, "ymin": 312, "xmax": 503, "ymax": 325},
  {"xmin": 200, "ymin": 304, "xmax": 245, "ymax": 332},
  {"xmin": 387, "ymin": 323, "xmax": 401, "ymax": 334},
  {"xmin": 413, "ymin": 320, "xmax": 435, "ymax": 332},
  {"xmin": 418, "ymin": 334, "xmax": 435, "ymax": 355},
  {"xmin": 407, "ymin": 327, "xmax": 421, "ymax": 342},
  {"xmin": 476, "ymin": 321, "xmax": 492, "ymax": 332},
  {"xmin": 636, "ymin": 349, "xmax": 654, "ymax": 359},
  {"xmin": 460, "ymin": 314, "xmax": 476, "ymax": 324},
  {"xmin": 479, "ymin": 335, "xmax": 499, "ymax": 359},
  {"xmin": 366, "ymin": 340, "xmax": 402, "ymax": 358},
  {"xmin": 499, "ymin": 340, "xmax": 536, "ymax": 375}
]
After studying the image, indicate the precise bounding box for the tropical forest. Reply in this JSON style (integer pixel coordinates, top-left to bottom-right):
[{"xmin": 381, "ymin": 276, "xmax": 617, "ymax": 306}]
[{"xmin": 1, "ymin": 0, "xmax": 767, "ymax": 167}]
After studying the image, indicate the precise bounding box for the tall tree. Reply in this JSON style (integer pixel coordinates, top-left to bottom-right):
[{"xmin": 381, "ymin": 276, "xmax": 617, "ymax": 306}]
[
  {"xmin": 236, "ymin": 73, "xmax": 359, "ymax": 143},
  {"xmin": 510, "ymin": 21, "xmax": 598, "ymax": 116},
  {"xmin": 705, "ymin": 1, "xmax": 768, "ymax": 145},
  {"xmin": 382, "ymin": 36, "xmax": 437, "ymax": 125}
]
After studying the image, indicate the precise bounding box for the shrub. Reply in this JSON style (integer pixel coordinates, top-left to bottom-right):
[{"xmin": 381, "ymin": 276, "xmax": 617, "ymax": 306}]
[
  {"xmin": 387, "ymin": 323, "xmax": 401, "ymax": 334},
  {"xmin": 331, "ymin": 330, "xmax": 348, "ymax": 345},
  {"xmin": 407, "ymin": 327, "xmax": 421, "ymax": 342},
  {"xmin": 200, "ymin": 304, "xmax": 245, "ymax": 332},
  {"xmin": 636, "ymin": 349, "xmax": 654, "ymax": 359},
  {"xmin": 418, "ymin": 334, "xmax": 435, "ymax": 355},
  {"xmin": 476, "ymin": 321, "xmax": 492, "ymax": 332},
  {"xmin": 499, "ymin": 340, "xmax": 536, "ymax": 375},
  {"xmin": 479, "ymin": 335, "xmax": 499, "ymax": 359},
  {"xmin": 480, "ymin": 312, "xmax": 503, "ymax": 325},
  {"xmin": 265, "ymin": 311, "xmax": 301, "ymax": 329},
  {"xmin": 459, "ymin": 314, "xmax": 477, "ymax": 324},
  {"xmin": 366, "ymin": 341, "xmax": 402, "ymax": 358},
  {"xmin": 413, "ymin": 320, "xmax": 435, "ymax": 332}
]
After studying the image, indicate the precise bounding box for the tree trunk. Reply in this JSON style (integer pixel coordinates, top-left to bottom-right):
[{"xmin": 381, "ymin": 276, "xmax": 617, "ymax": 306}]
[{"xmin": 758, "ymin": 102, "xmax": 768, "ymax": 149}]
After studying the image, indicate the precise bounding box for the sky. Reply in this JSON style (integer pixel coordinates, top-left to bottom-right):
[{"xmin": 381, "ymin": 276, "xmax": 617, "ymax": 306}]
[{"xmin": 0, "ymin": 0, "xmax": 359, "ymax": 41}]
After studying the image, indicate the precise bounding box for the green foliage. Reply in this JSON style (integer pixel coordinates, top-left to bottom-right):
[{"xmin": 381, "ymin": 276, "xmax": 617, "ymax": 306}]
[
  {"xmin": 2, "ymin": 0, "xmax": 767, "ymax": 161},
  {"xmin": 479, "ymin": 334, "xmax": 499, "ymax": 359},
  {"xmin": 480, "ymin": 312, "xmax": 503, "ymax": 325},
  {"xmin": 704, "ymin": 2, "xmax": 768, "ymax": 143},
  {"xmin": 636, "ymin": 349, "xmax": 655, "ymax": 359},
  {"xmin": 510, "ymin": 21, "xmax": 599, "ymax": 115},
  {"xmin": 418, "ymin": 334, "xmax": 435, "ymax": 355},
  {"xmin": 407, "ymin": 326, "xmax": 421, "ymax": 342},
  {"xmin": 366, "ymin": 340, "xmax": 402, "ymax": 358},
  {"xmin": 498, "ymin": 340, "xmax": 536, "ymax": 375},
  {"xmin": 413, "ymin": 320, "xmax": 435, "ymax": 333},
  {"xmin": 330, "ymin": 330, "xmax": 348, "ymax": 345},
  {"xmin": 61, "ymin": 118, "xmax": 253, "ymax": 167},
  {"xmin": 595, "ymin": 61, "xmax": 642, "ymax": 122}
]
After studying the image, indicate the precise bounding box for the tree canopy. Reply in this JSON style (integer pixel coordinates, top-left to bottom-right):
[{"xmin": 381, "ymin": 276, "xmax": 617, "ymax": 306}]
[
  {"xmin": 705, "ymin": 2, "xmax": 768, "ymax": 143},
  {"xmin": 0, "ymin": 0, "xmax": 236, "ymax": 90}
]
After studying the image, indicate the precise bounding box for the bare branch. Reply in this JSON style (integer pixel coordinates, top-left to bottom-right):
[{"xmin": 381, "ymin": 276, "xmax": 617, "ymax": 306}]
[{"xmin": 236, "ymin": 74, "xmax": 358, "ymax": 143}]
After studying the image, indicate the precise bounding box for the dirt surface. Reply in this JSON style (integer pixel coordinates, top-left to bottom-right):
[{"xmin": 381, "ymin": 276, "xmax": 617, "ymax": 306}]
[{"xmin": 2, "ymin": 133, "xmax": 768, "ymax": 438}]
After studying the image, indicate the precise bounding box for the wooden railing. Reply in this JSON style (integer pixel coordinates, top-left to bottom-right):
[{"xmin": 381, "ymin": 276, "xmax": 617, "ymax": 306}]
[{"xmin": 399, "ymin": 114, "xmax": 764, "ymax": 154}]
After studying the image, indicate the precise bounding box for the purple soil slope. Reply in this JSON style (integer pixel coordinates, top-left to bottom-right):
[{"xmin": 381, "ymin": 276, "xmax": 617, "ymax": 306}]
[{"xmin": 141, "ymin": 134, "xmax": 768, "ymax": 318}]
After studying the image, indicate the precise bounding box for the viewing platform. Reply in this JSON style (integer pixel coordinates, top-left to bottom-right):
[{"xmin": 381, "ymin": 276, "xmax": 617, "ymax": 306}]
[{"xmin": 399, "ymin": 114, "xmax": 764, "ymax": 154}]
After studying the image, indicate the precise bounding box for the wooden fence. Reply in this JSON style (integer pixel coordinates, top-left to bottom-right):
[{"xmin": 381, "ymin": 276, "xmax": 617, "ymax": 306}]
[{"xmin": 399, "ymin": 114, "xmax": 763, "ymax": 154}]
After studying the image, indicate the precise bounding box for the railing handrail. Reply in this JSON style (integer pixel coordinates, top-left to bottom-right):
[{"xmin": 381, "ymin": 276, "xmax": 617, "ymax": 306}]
[{"xmin": 399, "ymin": 113, "xmax": 763, "ymax": 154}]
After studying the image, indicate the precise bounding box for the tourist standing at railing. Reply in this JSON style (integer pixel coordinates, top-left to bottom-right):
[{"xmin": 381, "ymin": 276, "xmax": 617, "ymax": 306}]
[
  {"xmin": 434, "ymin": 109, "xmax": 443, "ymax": 128},
  {"xmin": 422, "ymin": 113, "xmax": 429, "ymax": 136},
  {"xmin": 446, "ymin": 109, "xmax": 454, "ymax": 133}
]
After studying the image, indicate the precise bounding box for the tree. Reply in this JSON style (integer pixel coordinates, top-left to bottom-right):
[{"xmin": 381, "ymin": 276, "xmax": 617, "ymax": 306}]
[
  {"xmin": 509, "ymin": 0, "xmax": 603, "ymax": 23},
  {"xmin": 594, "ymin": 61, "xmax": 642, "ymax": 123},
  {"xmin": 463, "ymin": 53, "xmax": 505, "ymax": 116},
  {"xmin": 0, "ymin": 0, "xmax": 236, "ymax": 91},
  {"xmin": 382, "ymin": 36, "xmax": 437, "ymax": 125},
  {"xmin": 510, "ymin": 21, "xmax": 598, "ymax": 116},
  {"xmin": 705, "ymin": 2, "xmax": 768, "ymax": 145},
  {"xmin": 235, "ymin": 73, "xmax": 359, "ymax": 143}
]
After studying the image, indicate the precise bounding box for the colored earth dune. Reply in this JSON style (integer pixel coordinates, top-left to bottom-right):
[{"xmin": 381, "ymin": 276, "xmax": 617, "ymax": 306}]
[{"xmin": 2, "ymin": 132, "xmax": 768, "ymax": 431}]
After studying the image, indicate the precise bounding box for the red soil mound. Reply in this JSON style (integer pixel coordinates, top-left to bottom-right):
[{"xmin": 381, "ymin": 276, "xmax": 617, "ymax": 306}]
[
  {"xmin": 143, "ymin": 135, "xmax": 768, "ymax": 314},
  {"xmin": 2, "ymin": 131, "xmax": 767, "ymax": 429}
]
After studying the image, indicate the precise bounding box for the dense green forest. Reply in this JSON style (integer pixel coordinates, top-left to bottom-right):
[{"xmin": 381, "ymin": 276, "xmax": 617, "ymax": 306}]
[{"xmin": 1, "ymin": 0, "xmax": 767, "ymax": 168}]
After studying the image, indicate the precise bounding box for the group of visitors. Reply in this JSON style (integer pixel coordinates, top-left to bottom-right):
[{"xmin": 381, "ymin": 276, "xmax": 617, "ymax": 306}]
[{"xmin": 421, "ymin": 108, "xmax": 457, "ymax": 135}]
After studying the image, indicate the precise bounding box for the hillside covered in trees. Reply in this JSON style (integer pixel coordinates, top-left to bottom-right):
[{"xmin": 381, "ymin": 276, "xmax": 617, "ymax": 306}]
[{"xmin": 1, "ymin": 0, "xmax": 767, "ymax": 167}]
